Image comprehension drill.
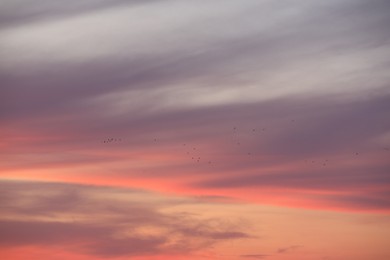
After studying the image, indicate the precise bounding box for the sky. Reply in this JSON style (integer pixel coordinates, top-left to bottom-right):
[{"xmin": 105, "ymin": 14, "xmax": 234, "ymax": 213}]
[{"xmin": 0, "ymin": 0, "xmax": 390, "ymax": 259}]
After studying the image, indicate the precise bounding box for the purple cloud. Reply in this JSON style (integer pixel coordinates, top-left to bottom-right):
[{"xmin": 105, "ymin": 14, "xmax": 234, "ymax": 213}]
[{"xmin": 0, "ymin": 180, "xmax": 252, "ymax": 257}]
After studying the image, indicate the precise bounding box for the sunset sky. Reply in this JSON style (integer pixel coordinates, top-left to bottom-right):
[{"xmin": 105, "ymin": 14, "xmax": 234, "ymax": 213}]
[{"xmin": 1, "ymin": 0, "xmax": 390, "ymax": 259}]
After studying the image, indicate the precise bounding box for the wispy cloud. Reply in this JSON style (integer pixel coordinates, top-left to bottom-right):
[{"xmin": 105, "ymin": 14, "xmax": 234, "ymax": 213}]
[
  {"xmin": 241, "ymin": 254, "xmax": 269, "ymax": 259},
  {"xmin": 1, "ymin": 0, "xmax": 390, "ymax": 259},
  {"xmin": 0, "ymin": 0, "xmax": 166, "ymax": 28},
  {"xmin": 0, "ymin": 180, "xmax": 251, "ymax": 257},
  {"xmin": 277, "ymin": 245, "xmax": 303, "ymax": 254}
]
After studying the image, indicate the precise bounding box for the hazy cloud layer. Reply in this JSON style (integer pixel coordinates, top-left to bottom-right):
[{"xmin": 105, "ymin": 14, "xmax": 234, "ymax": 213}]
[
  {"xmin": 0, "ymin": 0, "xmax": 164, "ymax": 28},
  {"xmin": 1, "ymin": 1, "xmax": 390, "ymax": 259},
  {"xmin": 1, "ymin": 0, "xmax": 389, "ymax": 212},
  {"xmin": 2, "ymin": 93, "xmax": 388, "ymax": 211},
  {"xmin": 0, "ymin": 180, "xmax": 251, "ymax": 258}
]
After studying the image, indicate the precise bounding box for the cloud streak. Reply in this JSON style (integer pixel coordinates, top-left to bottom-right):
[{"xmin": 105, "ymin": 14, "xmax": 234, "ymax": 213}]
[
  {"xmin": 0, "ymin": 0, "xmax": 389, "ymax": 213},
  {"xmin": 0, "ymin": 0, "xmax": 166, "ymax": 28},
  {"xmin": 1, "ymin": 1, "xmax": 390, "ymax": 259},
  {"xmin": 0, "ymin": 180, "xmax": 251, "ymax": 258}
]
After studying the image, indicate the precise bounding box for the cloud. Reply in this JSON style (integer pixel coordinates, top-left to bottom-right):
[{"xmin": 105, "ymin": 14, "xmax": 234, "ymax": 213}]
[
  {"xmin": 277, "ymin": 245, "xmax": 302, "ymax": 254},
  {"xmin": 316, "ymin": 192, "xmax": 390, "ymax": 211},
  {"xmin": 241, "ymin": 254, "xmax": 269, "ymax": 259},
  {"xmin": 197, "ymin": 166, "xmax": 389, "ymax": 191},
  {"xmin": 0, "ymin": 220, "xmax": 112, "ymax": 246},
  {"xmin": 1, "ymin": 0, "xmax": 389, "ymax": 213},
  {"xmin": 0, "ymin": 180, "xmax": 251, "ymax": 257},
  {"xmin": 1, "ymin": 92, "xmax": 389, "ymax": 212},
  {"xmin": 0, "ymin": 0, "xmax": 165, "ymax": 28},
  {"xmin": 2, "ymin": 0, "xmax": 389, "ymax": 116}
]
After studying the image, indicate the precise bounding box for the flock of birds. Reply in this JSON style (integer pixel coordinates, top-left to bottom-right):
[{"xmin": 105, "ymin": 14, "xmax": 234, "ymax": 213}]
[
  {"xmin": 102, "ymin": 138, "xmax": 121, "ymax": 143},
  {"xmin": 101, "ymin": 121, "xmax": 388, "ymax": 168},
  {"xmin": 181, "ymin": 143, "xmax": 212, "ymax": 164}
]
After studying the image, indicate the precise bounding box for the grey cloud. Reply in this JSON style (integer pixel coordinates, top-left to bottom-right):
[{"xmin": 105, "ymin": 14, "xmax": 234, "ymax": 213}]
[
  {"xmin": 0, "ymin": 0, "xmax": 165, "ymax": 28},
  {"xmin": 2, "ymin": 92, "xmax": 389, "ymax": 195},
  {"xmin": 256, "ymin": 95, "xmax": 390, "ymax": 157},
  {"xmin": 183, "ymin": 94, "xmax": 389, "ymax": 210},
  {"xmin": 0, "ymin": 220, "xmax": 112, "ymax": 246},
  {"xmin": 0, "ymin": 180, "xmax": 252, "ymax": 257},
  {"xmin": 0, "ymin": 220, "xmax": 168, "ymax": 256},
  {"xmin": 1, "ymin": 0, "xmax": 389, "ymax": 213},
  {"xmin": 88, "ymin": 236, "xmax": 165, "ymax": 257},
  {"xmin": 1, "ymin": 0, "xmax": 390, "ymax": 121},
  {"xmin": 195, "ymin": 165, "xmax": 390, "ymax": 211},
  {"xmin": 317, "ymin": 192, "xmax": 390, "ymax": 211},
  {"xmin": 137, "ymin": 93, "xmax": 390, "ymax": 173},
  {"xmin": 196, "ymin": 166, "xmax": 389, "ymax": 190}
]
